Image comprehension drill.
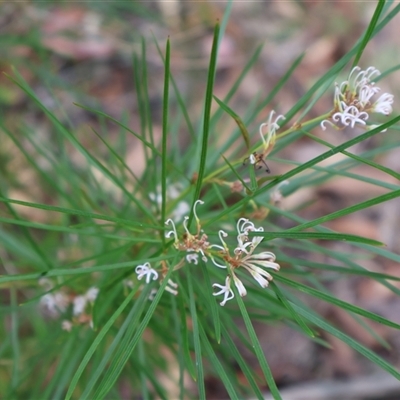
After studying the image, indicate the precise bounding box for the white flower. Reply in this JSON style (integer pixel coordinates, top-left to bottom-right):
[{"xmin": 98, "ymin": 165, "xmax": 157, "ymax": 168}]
[
  {"xmin": 148, "ymin": 279, "xmax": 179, "ymax": 299},
  {"xmin": 358, "ymin": 84, "xmax": 380, "ymax": 108},
  {"xmin": 135, "ymin": 262, "xmax": 159, "ymax": 284},
  {"xmin": 212, "ymin": 276, "xmax": 234, "ymax": 306},
  {"xmin": 213, "ymin": 274, "xmax": 246, "ymax": 306},
  {"xmin": 235, "ymin": 218, "xmax": 264, "ymax": 255},
  {"xmin": 259, "ymin": 110, "xmax": 286, "ymax": 150},
  {"xmin": 165, "ymin": 279, "xmax": 178, "ymax": 296},
  {"xmin": 73, "ymin": 295, "xmax": 87, "ymax": 316},
  {"xmin": 165, "ymin": 218, "xmax": 179, "ymax": 242},
  {"xmin": 332, "ymin": 105, "xmax": 369, "ymax": 128},
  {"xmin": 210, "ymin": 219, "xmax": 280, "ymax": 293},
  {"xmin": 166, "ymin": 200, "xmax": 210, "ymax": 263},
  {"xmin": 209, "ymin": 230, "xmax": 229, "ymax": 268},
  {"xmin": 62, "ymin": 320, "xmax": 73, "ymax": 332},
  {"xmin": 373, "ymin": 93, "xmax": 394, "ymax": 115},
  {"xmin": 186, "ymin": 253, "xmax": 199, "ymax": 264},
  {"xmin": 85, "ymin": 287, "xmax": 99, "ymax": 302},
  {"xmin": 232, "ymin": 273, "xmax": 247, "ymax": 297},
  {"xmin": 322, "ymin": 66, "xmax": 394, "ymax": 130},
  {"xmin": 40, "ymin": 292, "xmax": 69, "ymax": 317}
]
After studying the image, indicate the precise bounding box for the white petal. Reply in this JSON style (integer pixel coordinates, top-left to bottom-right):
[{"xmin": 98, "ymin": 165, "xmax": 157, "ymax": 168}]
[{"xmin": 232, "ymin": 274, "xmax": 247, "ymax": 297}]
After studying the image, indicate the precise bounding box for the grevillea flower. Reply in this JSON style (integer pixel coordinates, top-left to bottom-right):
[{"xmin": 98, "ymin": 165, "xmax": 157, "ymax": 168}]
[
  {"xmin": 246, "ymin": 111, "xmax": 286, "ymax": 172},
  {"xmin": 212, "ymin": 276, "xmax": 234, "ymax": 306},
  {"xmin": 321, "ymin": 66, "xmax": 394, "ymax": 130},
  {"xmin": 165, "ymin": 279, "xmax": 179, "ymax": 296},
  {"xmin": 135, "ymin": 262, "xmax": 159, "ymax": 283},
  {"xmin": 40, "ymin": 292, "xmax": 69, "ymax": 317},
  {"xmin": 259, "ymin": 110, "xmax": 286, "ymax": 151},
  {"xmin": 211, "ymin": 218, "xmax": 280, "ymax": 306},
  {"xmin": 73, "ymin": 295, "xmax": 87, "ymax": 316},
  {"xmin": 165, "ymin": 200, "xmax": 210, "ymax": 263}
]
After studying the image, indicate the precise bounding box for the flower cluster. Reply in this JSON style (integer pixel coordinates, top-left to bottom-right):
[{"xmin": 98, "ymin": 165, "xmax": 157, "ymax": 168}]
[
  {"xmin": 165, "ymin": 200, "xmax": 210, "ymax": 265},
  {"xmin": 210, "ymin": 218, "xmax": 280, "ymax": 306},
  {"xmin": 321, "ymin": 66, "xmax": 394, "ymax": 130},
  {"xmin": 133, "ymin": 201, "xmax": 280, "ymax": 307},
  {"xmin": 39, "ymin": 278, "xmax": 99, "ymax": 331}
]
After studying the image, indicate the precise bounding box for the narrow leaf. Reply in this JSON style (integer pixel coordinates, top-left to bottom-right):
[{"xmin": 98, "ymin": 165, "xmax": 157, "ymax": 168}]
[
  {"xmin": 190, "ymin": 21, "xmax": 220, "ymax": 226},
  {"xmin": 251, "ymin": 231, "xmax": 383, "ymax": 246},
  {"xmin": 161, "ymin": 37, "xmax": 171, "ymax": 245},
  {"xmin": 352, "ymin": 0, "xmax": 386, "ymax": 67},
  {"xmin": 214, "ymin": 95, "xmax": 250, "ymax": 150}
]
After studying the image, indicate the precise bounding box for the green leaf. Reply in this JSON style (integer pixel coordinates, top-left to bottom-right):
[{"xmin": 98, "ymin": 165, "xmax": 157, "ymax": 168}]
[
  {"xmin": 161, "ymin": 37, "xmax": 171, "ymax": 245},
  {"xmin": 288, "ymin": 189, "xmax": 400, "ymax": 233},
  {"xmin": 0, "ymin": 197, "xmax": 154, "ymax": 229},
  {"xmin": 352, "ymin": 0, "xmax": 385, "ymax": 67},
  {"xmin": 187, "ymin": 268, "xmax": 205, "ymax": 399},
  {"xmin": 93, "ymin": 263, "xmax": 175, "ymax": 398},
  {"xmin": 0, "ymin": 256, "xmax": 173, "ymax": 284},
  {"xmin": 210, "ymin": 114, "xmax": 400, "ymax": 224},
  {"xmin": 251, "ymin": 231, "xmax": 384, "ymax": 246},
  {"xmin": 303, "ymin": 130, "xmax": 400, "ymax": 181},
  {"xmin": 269, "ymin": 281, "xmax": 316, "ymax": 338},
  {"xmin": 200, "ymin": 263, "xmax": 221, "ymax": 343},
  {"xmin": 275, "ymin": 275, "xmax": 400, "ymax": 330},
  {"xmin": 177, "ymin": 287, "xmax": 197, "ymax": 380},
  {"xmin": 214, "ymin": 95, "xmax": 250, "ymax": 150},
  {"xmin": 199, "ymin": 324, "xmax": 239, "ymax": 400},
  {"xmin": 235, "ymin": 291, "xmax": 282, "ymax": 399},
  {"xmin": 221, "ymin": 154, "xmax": 252, "ymax": 194},
  {"xmin": 291, "ymin": 302, "xmax": 400, "ymax": 380},
  {"xmin": 190, "ymin": 21, "xmax": 220, "ymax": 227},
  {"xmin": 221, "ymin": 325, "xmax": 265, "ymax": 400},
  {"xmin": 65, "ymin": 286, "xmax": 138, "ymax": 400}
]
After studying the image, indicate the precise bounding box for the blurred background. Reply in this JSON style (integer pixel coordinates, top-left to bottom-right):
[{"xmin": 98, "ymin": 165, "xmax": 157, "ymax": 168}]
[{"xmin": 1, "ymin": 1, "xmax": 400, "ymax": 398}]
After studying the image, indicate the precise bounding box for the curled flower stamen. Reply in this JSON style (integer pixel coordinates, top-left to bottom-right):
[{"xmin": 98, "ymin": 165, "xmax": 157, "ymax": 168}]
[
  {"xmin": 193, "ymin": 199, "xmax": 204, "ymax": 228},
  {"xmin": 165, "ymin": 219, "xmax": 178, "ymax": 242},
  {"xmin": 164, "ymin": 199, "xmax": 210, "ymax": 264},
  {"xmin": 259, "ymin": 111, "xmax": 286, "ymax": 150},
  {"xmin": 320, "ymin": 119, "xmax": 337, "ymax": 131},
  {"xmin": 218, "ymin": 230, "xmax": 229, "ymax": 250}
]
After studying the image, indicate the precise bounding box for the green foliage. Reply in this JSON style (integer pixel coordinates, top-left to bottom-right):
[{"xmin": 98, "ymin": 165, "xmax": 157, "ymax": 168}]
[{"xmin": 1, "ymin": 2, "xmax": 400, "ymax": 399}]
